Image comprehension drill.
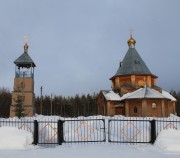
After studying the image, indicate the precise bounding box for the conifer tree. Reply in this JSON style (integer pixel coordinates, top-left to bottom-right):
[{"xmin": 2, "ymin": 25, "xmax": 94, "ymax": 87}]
[
  {"xmin": 0, "ymin": 88, "xmax": 11, "ymax": 118},
  {"xmin": 13, "ymin": 95, "xmax": 26, "ymax": 118}
]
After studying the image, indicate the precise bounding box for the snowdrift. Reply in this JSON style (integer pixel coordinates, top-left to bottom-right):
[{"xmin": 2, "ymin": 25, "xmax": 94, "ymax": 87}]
[
  {"xmin": 0, "ymin": 127, "xmax": 33, "ymax": 149},
  {"xmin": 155, "ymin": 129, "xmax": 180, "ymax": 152}
]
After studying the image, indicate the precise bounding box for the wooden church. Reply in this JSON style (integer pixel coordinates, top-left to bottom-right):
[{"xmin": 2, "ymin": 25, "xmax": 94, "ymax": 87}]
[{"xmin": 97, "ymin": 34, "xmax": 176, "ymax": 117}]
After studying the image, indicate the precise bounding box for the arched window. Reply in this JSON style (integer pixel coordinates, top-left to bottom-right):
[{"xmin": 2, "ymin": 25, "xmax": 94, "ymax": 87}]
[{"xmin": 134, "ymin": 106, "xmax": 138, "ymax": 113}]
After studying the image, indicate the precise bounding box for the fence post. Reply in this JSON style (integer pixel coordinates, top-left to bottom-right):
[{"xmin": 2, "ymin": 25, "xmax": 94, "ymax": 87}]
[
  {"xmin": 108, "ymin": 119, "xmax": 111, "ymax": 142},
  {"xmin": 34, "ymin": 120, "xmax": 38, "ymax": 145},
  {"xmin": 150, "ymin": 119, "xmax": 156, "ymax": 144},
  {"xmin": 58, "ymin": 120, "xmax": 64, "ymax": 145}
]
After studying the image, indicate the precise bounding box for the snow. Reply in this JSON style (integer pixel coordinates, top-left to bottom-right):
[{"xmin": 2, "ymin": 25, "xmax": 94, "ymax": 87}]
[
  {"xmin": 101, "ymin": 90, "xmax": 121, "ymax": 101},
  {"xmin": 162, "ymin": 90, "xmax": 177, "ymax": 101},
  {"xmin": 155, "ymin": 129, "xmax": 180, "ymax": 152},
  {"xmin": 0, "ymin": 127, "xmax": 33, "ymax": 149},
  {"xmin": 0, "ymin": 116, "xmax": 180, "ymax": 158},
  {"xmin": 0, "ymin": 144, "xmax": 180, "ymax": 158},
  {"xmin": 101, "ymin": 88, "xmax": 176, "ymax": 102},
  {"xmin": 120, "ymin": 87, "xmax": 175, "ymax": 101}
]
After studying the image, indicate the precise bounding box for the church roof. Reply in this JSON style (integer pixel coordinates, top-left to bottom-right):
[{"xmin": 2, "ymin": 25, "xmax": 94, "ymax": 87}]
[
  {"xmin": 14, "ymin": 43, "xmax": 36, "ymax": 68},
  {"xmin": 101, "ymin": 88, "xmax": 176, "ymax": 102},
  {"xmin": 111, "ymin": 35, "xmax": 157, "ymax": 79},
  {"xmin": 116, "ymin": 48, "xmax": 152, "ymax": 76},
  {"xmin": 101, "ymin": 90, "xmax": 121, "ymax": 101},
  {"xmin": 162, "ymin": 90, "xmax": 177, "ymax": 101},
  {"xmin": 119, "ymin": 87, "xmax": 176, "ymax": 101}
]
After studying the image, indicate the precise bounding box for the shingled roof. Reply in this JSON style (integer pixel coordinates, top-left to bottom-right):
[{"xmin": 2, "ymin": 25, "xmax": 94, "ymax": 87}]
[
  {"xmin": 115, "ymin": 48, "xmax": 152, "ymax": 75},
  {"xmin": 14, "ymin": 43, "xmax": 36, "ymax": 68},
  {"xmin": 111, "ymin": 36, "xmax": 156, "ymax": 79}
]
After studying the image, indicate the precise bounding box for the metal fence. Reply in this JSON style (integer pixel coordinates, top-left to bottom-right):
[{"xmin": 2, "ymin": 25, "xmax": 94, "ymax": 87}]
[
  {"xmin": 37, "ymin": 120, "xmax": 58, "ymax": 145},
  {"xmin": 156, "ymin": 118, "xmax": 180, "ymax": 136},
  {"xmin": 0, "ymin": 118, "xmax": 34, "ymax": 134},
  {"xmin": 62, "ymin": 118, "xmax": 106, "ymax": 143},
  {"xmin": 0, "ymin": 116, "xmax": 180, "ymax": 146},
  {"xmin": 108, "ymin": 119, "xmax": 151, "ymax": 144}
]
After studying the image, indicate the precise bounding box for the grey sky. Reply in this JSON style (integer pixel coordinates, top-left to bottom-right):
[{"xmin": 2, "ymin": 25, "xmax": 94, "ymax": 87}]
[{"xmin": 0, "ymin": 0, "xmax": 180, "ymax": 96}]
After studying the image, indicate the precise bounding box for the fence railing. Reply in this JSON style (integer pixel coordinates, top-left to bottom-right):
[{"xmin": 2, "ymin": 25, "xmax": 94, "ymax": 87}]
[
  {"xmin": 156, "ymin": 118, "xmax": 180, "ymax": 135},
  {"xmin": 62, "ymin": 118, "xmax": 106, "ymax": 144},
  {"xmin": 37, "ymin": 120, "xmax": 58, "ymax": 145},
  {"xmin": 15, "ymin": 71, "xmax": 34, "ymax": 79},
  {"xmin": 0, "ymin": 116, "xmax": 180, "ymax": 146},
  {"xmin": 0, "ymin": 119, "xmax": 34, "ymax": 134},
  {"xmin": 108, "ymin": 119, "xmax": 151, "ymax": 144}
]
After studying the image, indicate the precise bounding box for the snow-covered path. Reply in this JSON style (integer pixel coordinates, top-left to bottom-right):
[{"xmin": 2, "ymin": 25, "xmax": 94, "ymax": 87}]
[{"xmin": 0, "ymin": 144, "xmax": 180, "ymax": 158}]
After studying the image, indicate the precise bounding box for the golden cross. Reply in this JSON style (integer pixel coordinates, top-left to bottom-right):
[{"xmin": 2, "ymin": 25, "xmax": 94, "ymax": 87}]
[
  {"xmin": 24, "ymin": 35, "xmax": 28, "ymax": 42},
  {"xmin": 128, "ymin": 28, "xmax": 133, "ymax": 37}
]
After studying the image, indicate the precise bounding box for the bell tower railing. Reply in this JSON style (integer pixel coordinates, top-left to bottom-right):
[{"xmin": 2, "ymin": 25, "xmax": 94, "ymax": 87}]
[{"xmin": 15, "ymin": 71, "xmax": 34, "ymax": 79}]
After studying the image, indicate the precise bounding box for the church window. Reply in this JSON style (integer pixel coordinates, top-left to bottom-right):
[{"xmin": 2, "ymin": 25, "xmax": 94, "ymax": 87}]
[
  {"xmin": 134, "ymin": 106, "xmax": 138, "ymax": 113},
  {"xmin": 152, "ymin": 103, "xmax": 157, "ymax": 109}
]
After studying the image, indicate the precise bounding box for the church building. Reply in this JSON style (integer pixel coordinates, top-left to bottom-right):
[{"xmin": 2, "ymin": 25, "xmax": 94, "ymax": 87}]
[{"xmin": 97, "ymin": 34, "xmax": 176, "ymax": 117}]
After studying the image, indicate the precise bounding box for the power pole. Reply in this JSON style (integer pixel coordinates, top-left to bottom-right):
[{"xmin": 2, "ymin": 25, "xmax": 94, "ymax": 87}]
[
  {"xmin": 40, "ymin": 86, "xmax": 43, "ymax": 114},
  {"xmin": 51, "ymin": 93, "xmax": 53, "ymax": 115}
]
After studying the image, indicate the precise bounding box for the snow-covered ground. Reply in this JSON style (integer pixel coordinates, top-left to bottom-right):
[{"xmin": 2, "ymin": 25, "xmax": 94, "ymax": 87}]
[
  {"xmin": 155, "ymin": 129, "xmax": 180, "ymax": 152},
  {"xmin": 0, "ymin": 115, "xmax": 180, "ymax": 158},
  {"xmin": 0, "ymin": 143, "xmax": 180, "ymax": 158},
  {"xmin": 0, "ymin": 127, "xmax": 33, "ymax": 149}
]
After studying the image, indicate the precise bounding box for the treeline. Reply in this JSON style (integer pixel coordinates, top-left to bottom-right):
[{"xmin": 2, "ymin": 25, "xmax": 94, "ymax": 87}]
[
  {"xmin": 0, "ymin": 88, "xmax": 12, "ymax": 118},
  {"xmin": 1, "ymin": 87, "xmax": 180, "ymax": 118},
  {"xmin": 35, "ymin": 93, "xmax": 98, "ymax": 117},
  {"xmin": 0, "ymin": 87, "xmax": 98, "ymax": 117},
  {"xmin": 170, "ymin": 90, "xmax": 180, "ymax": 116}
]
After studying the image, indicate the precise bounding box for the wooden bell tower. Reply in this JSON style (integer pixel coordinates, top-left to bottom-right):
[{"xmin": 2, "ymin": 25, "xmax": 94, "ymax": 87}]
[{"xmin": 10, "ymin": 37, "xmax": 36, "ymax": 117}]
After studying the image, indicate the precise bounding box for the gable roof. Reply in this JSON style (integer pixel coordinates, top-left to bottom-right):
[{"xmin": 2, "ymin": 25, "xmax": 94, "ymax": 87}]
[
  {"xmin": 119, "ymin": 87, "xmax": 176, "ymax": 101},
  {"xmin": 101, "ymin": 88, "xmax": 176, "ymax": 102},
  {"xmin": 101, "ymin": 90, "xmax": 121, "ymax": 101}
]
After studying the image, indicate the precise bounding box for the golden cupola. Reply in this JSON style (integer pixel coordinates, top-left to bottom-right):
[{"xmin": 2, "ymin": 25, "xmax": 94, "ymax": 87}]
[
  {"xmin": 24, "ymin": 43, "xmax": 29, "ymax": 53},
  {"xmin": 127, "ymin": 34, "xmax": 136, "ymax": 48}
]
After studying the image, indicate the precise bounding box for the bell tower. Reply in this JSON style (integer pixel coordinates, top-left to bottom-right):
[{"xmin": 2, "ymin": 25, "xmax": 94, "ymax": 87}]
[{"xmin": 10, "ymin": 37, "xmax": 36, "ymax": 117}]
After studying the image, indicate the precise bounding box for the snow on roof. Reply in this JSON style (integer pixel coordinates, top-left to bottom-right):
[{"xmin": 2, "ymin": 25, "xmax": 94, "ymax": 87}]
[
  {"xmin": 162, "ymin": 90, "xmax": 177, "ymax": 102},
  {"xmin": 102, "ymin": 88, "xmax": 176, "ymax": 102},
  {"xmin": 101, "ymin": 90, "xmax": 121, "ymax": 101},
  {"xmin": 120, "ymin": 87, "xmax": 173, "ymax": 101}
]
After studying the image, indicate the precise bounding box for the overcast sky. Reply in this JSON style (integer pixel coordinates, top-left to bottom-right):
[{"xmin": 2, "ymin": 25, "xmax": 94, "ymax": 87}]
[{"xmin": 0, "ymin": 0, "xmax": 180, "ymax": 96}]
